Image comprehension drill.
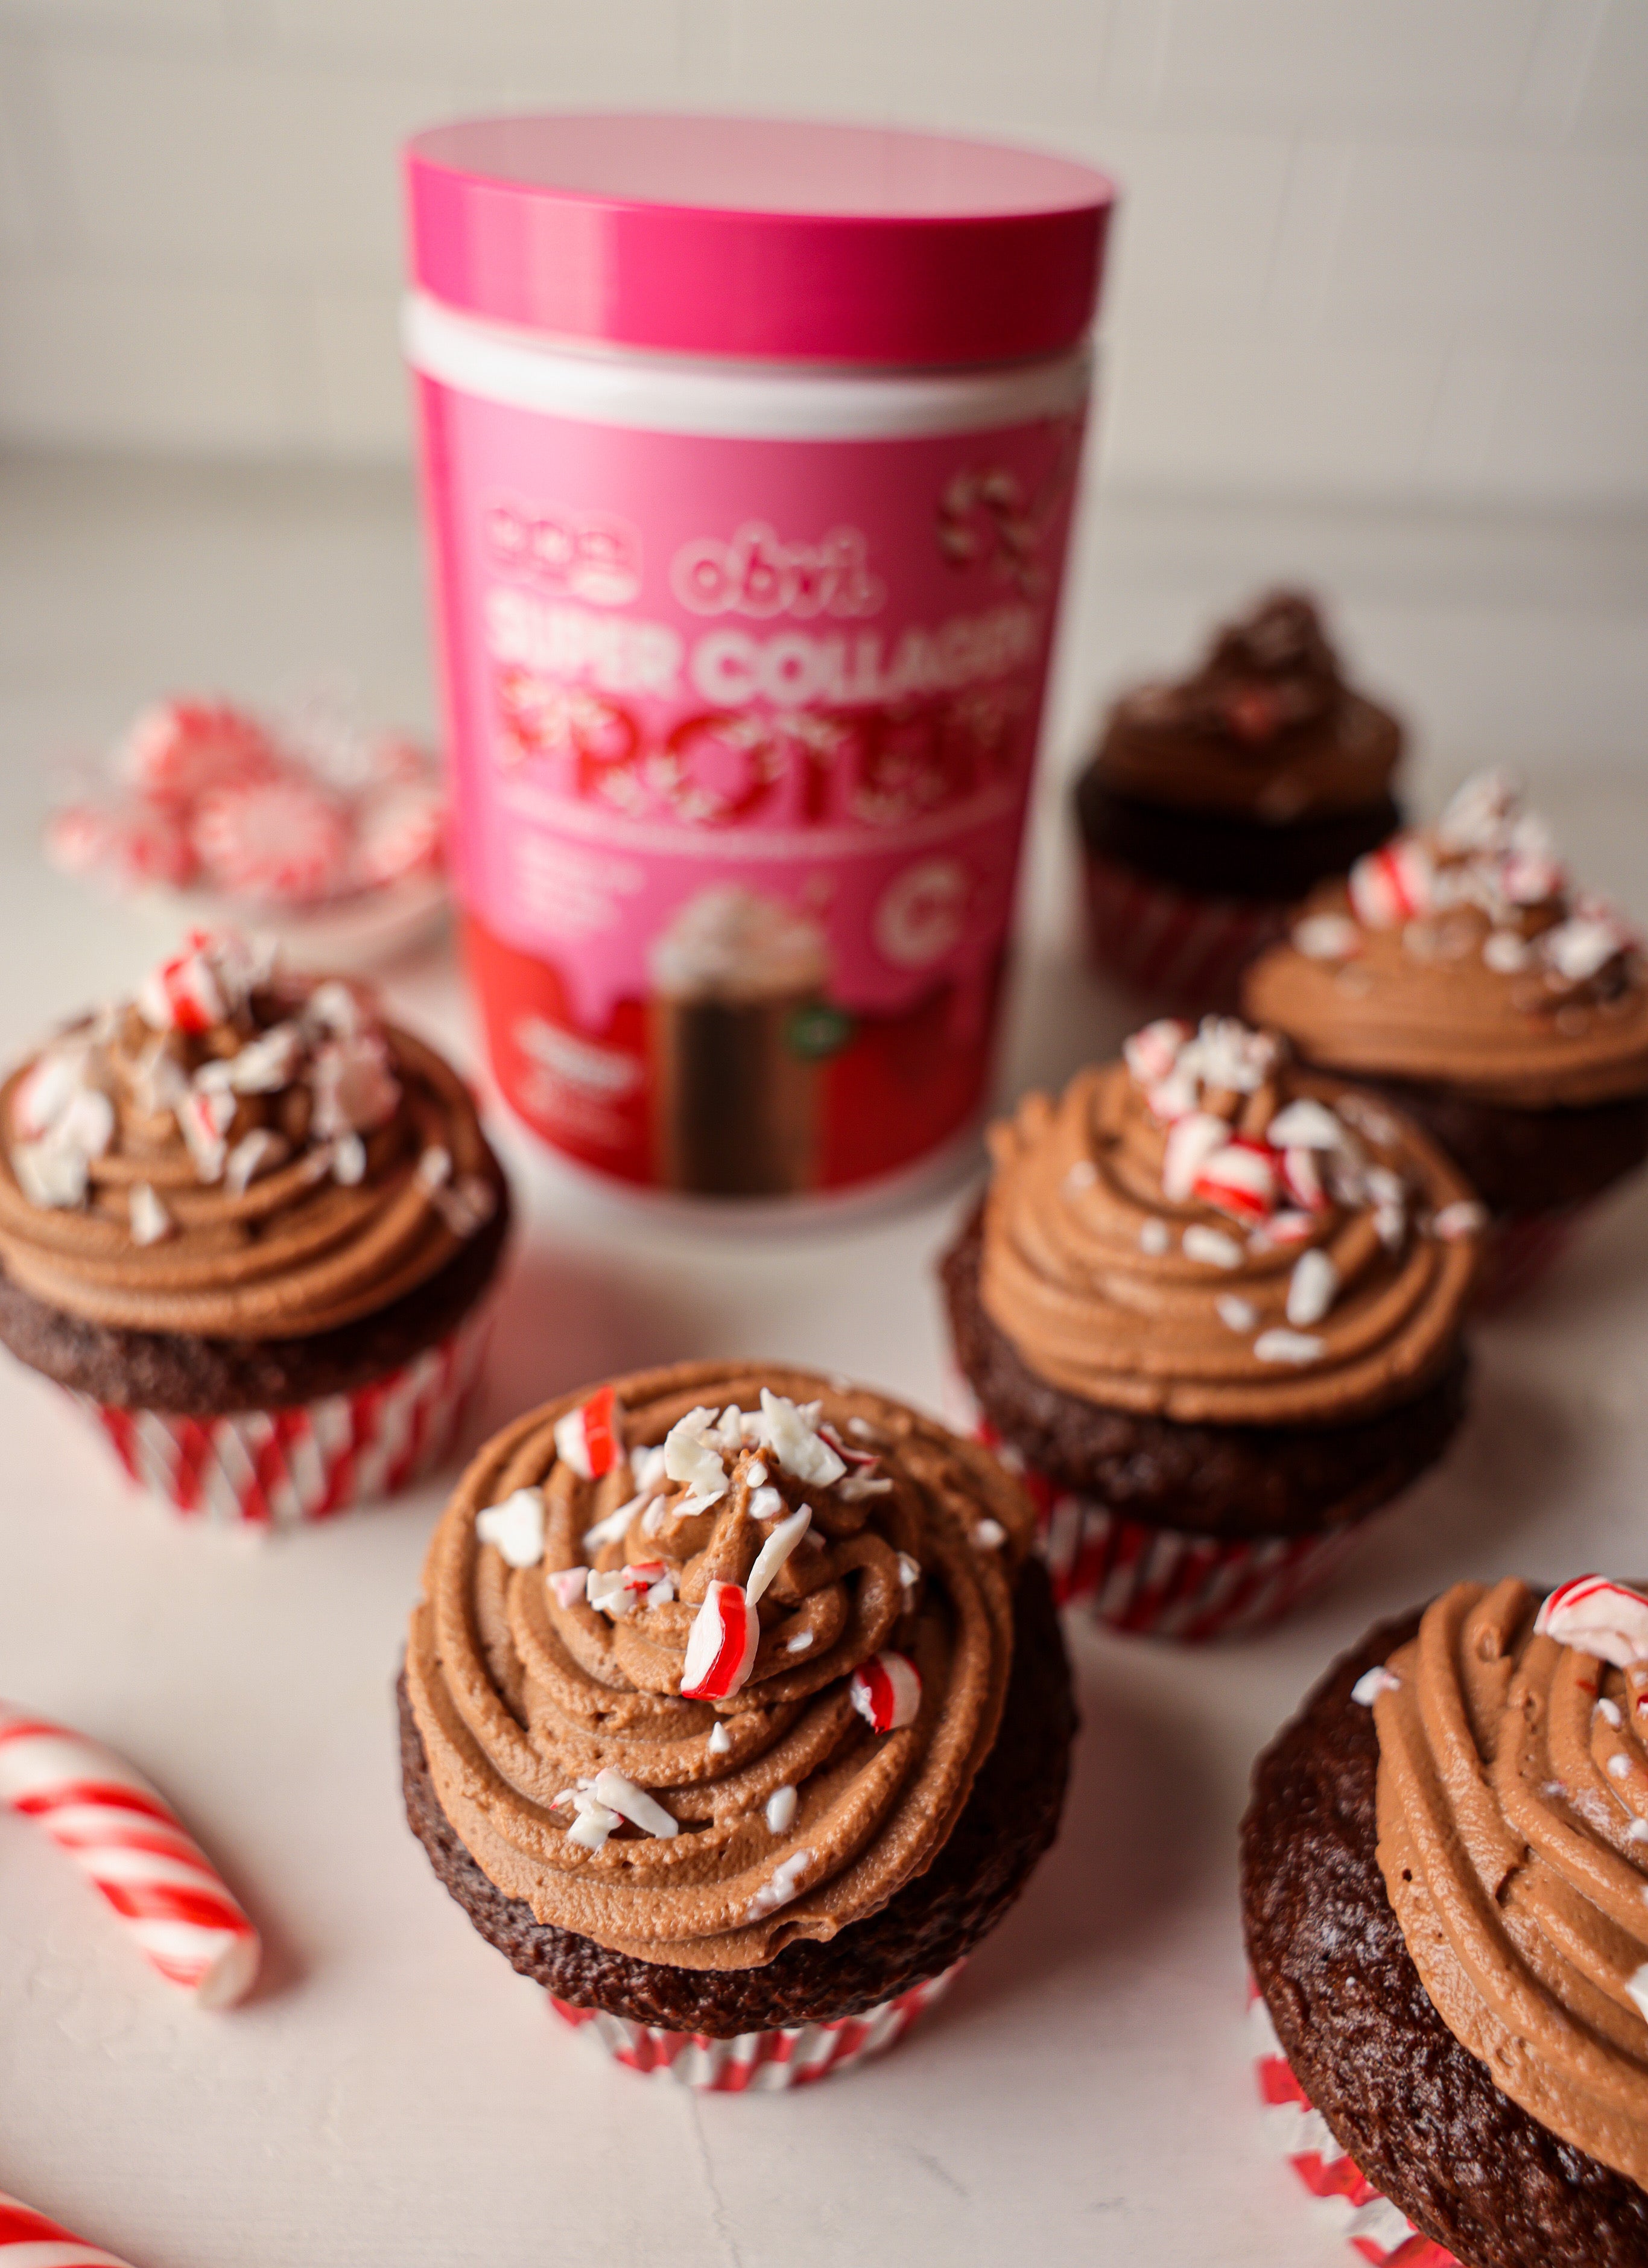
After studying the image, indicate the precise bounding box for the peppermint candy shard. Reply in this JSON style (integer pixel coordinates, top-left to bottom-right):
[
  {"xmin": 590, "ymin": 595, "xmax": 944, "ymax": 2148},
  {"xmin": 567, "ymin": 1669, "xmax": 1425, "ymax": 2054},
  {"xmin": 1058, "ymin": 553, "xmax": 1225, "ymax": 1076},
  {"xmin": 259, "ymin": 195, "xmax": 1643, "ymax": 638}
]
[
  {"xmin": 128, "ymin": 1181, "xmax": 173, "ymax": 1245},
  {"xmin": 1348, "ymin": 840, "xmax": 1433, "ymax": 930},
  {"xmin": 475, "ymin": 1488, "xmax": 545, "ymax": 1569},
  {"xmin": 1216, "ymin": 1294, "xmax": 1257, "ymax": 1333},
  {"xmin": 1266, "ymin": 1098, "xmax": 1344, "ymax": 1152},
  {"xmin": 547, "ymin": 1565, "xmax": 589, "ymax": 1610},
  {"xmin": 849, "ymin": 1650, "xmax": 922, "ymax": 1734},
  {"xmin": 554, "ymin": 1385, "xmax": 623, "ymax": 1482},
  {"xmin": 1535, "ymin": 1577, "xmax": 1648, "ymax": 1670},
  {"xmin": 1138, "ymin": 1218, "xmax": 1171, "ymax": 1256},
  {"xmin": 707, "ymin": 1721, "xmax": 732, "ymax": 1756},
  {"xmin": 759, "ymin": 1388, "xmax": 847, "ymax": 1488},
  {"xmin": 1192, "ymin": 1138, "xmax": 1277, "ymax": 1225},
  {"xmin": 1162, "ymin": 1111, "xmax": 1226, "ymax": 1202},
  {"xmin": 745, "ymin": 1507, "xmax": 811, "ymax": 1606},
  {"xmin": 1286, "ymin": 1249, "xmax": 1339, "ymax": 1329},
  {"xmin": 1351, "ymin": 1665, "xmax": 1401, "ymax": 1706},
  {"xmin": 662, "ymin": 1405, "xmax": 731, "ymax": 1506},
  {"xmin": 1182, "ymin": 1224, "xmax": 1242, "ymax": 1269},
  {"xmin": 745, "ymin": 1847, "xmax": 814, "ymax": 1923},
  {"xmin": 589, "ymin": 1768, "xmax": 679, "ymax": 1841},
  {"xmin": 680, "ymin": 1581, "xmax": 759, "ymax": 1701},
  {"xmin": 1123, "ymin": 1018, "xmax": 1191, "ymax": 1091},
  {"xmin": 1253, "ymin": 1327, "xmax": 1326, "ymax": 1365},
  {"xmin": 1431, "ymin": 1200, "xmax": 1486, "ymax": 1243},
  {"xmin": 1292, "ymin": 912, "xmax": 1361, "ymax": 961},
  {"xmin": 973, "ymin": 1518, "xmax": 1006, "ymax": 1551},
  {"xmin": 765, "ymin": 1784, "xmax": 798, "ymax": 1834}
]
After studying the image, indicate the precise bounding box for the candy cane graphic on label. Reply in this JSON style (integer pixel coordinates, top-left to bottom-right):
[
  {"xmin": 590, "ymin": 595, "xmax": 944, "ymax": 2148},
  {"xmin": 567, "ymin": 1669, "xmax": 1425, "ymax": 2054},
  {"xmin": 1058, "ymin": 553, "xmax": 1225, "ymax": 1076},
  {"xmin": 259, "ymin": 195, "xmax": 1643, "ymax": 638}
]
[
  {"xmin": 0, "ymin": 1707, "xmax": 260, "ymax": 2009},
  {"xmin": 0, "ymin": 2189, "xmax": 141, "ymax": 2267}
]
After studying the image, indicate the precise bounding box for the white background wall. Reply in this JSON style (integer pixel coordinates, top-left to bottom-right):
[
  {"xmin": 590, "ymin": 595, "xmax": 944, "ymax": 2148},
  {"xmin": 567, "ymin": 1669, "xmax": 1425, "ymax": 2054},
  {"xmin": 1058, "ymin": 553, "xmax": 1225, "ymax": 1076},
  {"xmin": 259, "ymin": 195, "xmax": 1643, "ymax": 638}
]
[{"xmin": 0, "ymin": 0, "xmax": 1644, "ymax": 503}]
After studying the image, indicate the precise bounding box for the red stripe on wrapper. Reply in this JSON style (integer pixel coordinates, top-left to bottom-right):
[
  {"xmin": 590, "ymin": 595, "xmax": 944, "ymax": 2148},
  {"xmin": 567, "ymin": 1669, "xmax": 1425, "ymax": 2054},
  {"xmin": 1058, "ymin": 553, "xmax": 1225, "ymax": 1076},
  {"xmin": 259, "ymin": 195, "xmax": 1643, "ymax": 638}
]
[
  {"xmin": 65, "ymin": 1306, "xmax": 492, "ymax": 1530},
  {"xmin": 550, "ymin": 1960, "xmax": 965, "ymax": 2090},
  {"xmin": 1250, "ymin": 1988, "xmax": 1463, "ymax": 2268},
  {"xmin": 1082, "ymin": 850, "xmax": 1291, "ymax": 1015}
]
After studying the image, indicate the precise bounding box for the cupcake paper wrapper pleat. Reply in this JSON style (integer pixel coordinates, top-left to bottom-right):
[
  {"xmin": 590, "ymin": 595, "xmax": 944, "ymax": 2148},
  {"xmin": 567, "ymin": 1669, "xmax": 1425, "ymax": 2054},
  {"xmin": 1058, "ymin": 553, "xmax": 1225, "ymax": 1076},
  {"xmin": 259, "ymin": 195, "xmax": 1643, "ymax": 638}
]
[
  {"xmin": 68, "ymin": 1306, "xmax": 493, "ymax": 1527},
  {"xmin": 1249, "ymin": 1986, "xmax": 1462, "ymax": 2267},
  {"xmin": 549, "ymin": 1961, "xmax": 965, "ymax": 2092},
  {"xmin": 1082, "ymin": 850, "xmax": 1290, "ymax": 1015}
]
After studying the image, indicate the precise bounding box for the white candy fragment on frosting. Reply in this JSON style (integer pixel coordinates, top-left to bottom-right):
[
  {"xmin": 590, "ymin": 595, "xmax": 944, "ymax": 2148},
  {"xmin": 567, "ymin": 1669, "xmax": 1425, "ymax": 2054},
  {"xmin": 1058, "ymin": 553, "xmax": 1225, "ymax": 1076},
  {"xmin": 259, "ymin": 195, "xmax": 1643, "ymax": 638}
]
[
  {"xmin": 849, "ymin": 1650, "xmax": 922, "ymax": 1734},
  {"xmin": 1182, "ymin": 1224, "xmax": 1243, "ymax": 1269},
  {"xmin": 745, "ymin": 1507, "xmax": 811, "ymax": 1606},
  {"xmin": 1253, "ymin": 1327, "xmax": 1326, "ymax": 1365},
  {"xmin": 1266, "ymin": 1099, "xmax": 1345, "ymax": 1152},
  {"xmin": 1351, "ymin": 1665, "xmax": 1402, "ymax": 1706},
  {"xmin": 747, "ymin": 1483, "xmax": 785, "ymax": 1520},
  {"xmin": 1161, "ymin": 1111, "xmax": 1225, "ymax": 1202},
  {"xmin": 745, "ymin": 1849, "xmax": 813, "ymax": 1923},
  {"xmin": 128, "ymin": 1181, "xmax": 173, "ymax": 1245},
  {"xmin": 1432, "ymin": 1200, "xmax": 1486, "ymax": 1242},
  {"xmin": 759, "ymin": 1388, "xmax": 847, "ymax": 1488},
  {"xmin": 1286, "ymin": 1249, "xmax": 1340, "ymax": 1329},
  {"xmin": 764, "ymin": 1785, "xmax": 798, "ymax": 1835},
  {"xmin": 1609, "ymin": 1754, "xmax": 1632, "ymax": 1780},
  {"xmin": 1535, "ymin": 1576, "xmax": 1648, "ymax": 1669},
  {"xmin": 973, "ymin": 1517, "xmax": 1006, "ymax": 1551},
  {"xmin": 225, "ymin": 1126, "xmax": 289, "ymax": 1195},
  {"xmin": 547, "ymin": 1565, "xmax": 589, "ymax": 1610},
  {"xmin": 589, "ymin": 1768, "xmax": 679, "ymax": 1841},
  {"xmin": 896, "ymin": 1552, "xmax": 921, "ymax": 1590},
  {"xmin": 1629, "ymin": 1965, "xmax": 1648, "ymax": 2025},
  {"xmin": 1138, "ymin": 1218, "xmax": 1170, "ymax": 1256},
  {"xmin": 176, "ymin": 1086, "xmax": 236, "ymax": 1181},
  {"xmin": 1216, "ymin": 1295, "xmax": 1257, "ymax": 1332},
  {"xmin": 1292, "ymin": 912, "xmax": 1361, "ymax": 961},
  {"xmin": 680, "ymin": 1579, "xmax": 759, "ymax": 1701},
  {"xmin": 1599, "ymin": 1697, "xmax": 1624, "ymax": 1729},
  {"xmin": 706, "ymin": 1722, "xmax": 732, "ymax": 1756},
  {"xmin": 663, "ymin": 1405, "xmax": 732, "ymax": 1508},
  {"xmin": 1483, "ymin": 929, "xmax": 1532, "ymax": 973},
  {"xmin": 475, "ymin": 1488, "xmax": 545, "ymax": 1569}
]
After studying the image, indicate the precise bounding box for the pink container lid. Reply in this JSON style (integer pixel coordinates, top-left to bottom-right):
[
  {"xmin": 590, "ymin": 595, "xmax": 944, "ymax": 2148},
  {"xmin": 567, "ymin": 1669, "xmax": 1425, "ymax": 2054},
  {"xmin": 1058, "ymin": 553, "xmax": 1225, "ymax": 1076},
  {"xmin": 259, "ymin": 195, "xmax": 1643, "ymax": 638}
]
[{"xmin": 405, "ymin": 113, "xmax": 1114, "ymax": 367}]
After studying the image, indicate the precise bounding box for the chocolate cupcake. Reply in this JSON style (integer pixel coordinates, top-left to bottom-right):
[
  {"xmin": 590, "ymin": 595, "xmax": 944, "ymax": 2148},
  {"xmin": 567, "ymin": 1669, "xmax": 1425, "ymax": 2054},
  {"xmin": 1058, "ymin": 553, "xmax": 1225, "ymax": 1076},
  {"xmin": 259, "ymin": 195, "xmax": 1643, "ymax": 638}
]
[
  {"xmin": 400, "ymin": 1361, "xmax": 1072, "ymax": 2088},
  {"xmin": 1245, "ymin": 1574, "xmax": 1648, "ymax": 2267},
  {"xmin": 940, "ymin": 1015, "xmax": 1480, "ymax": 1639},
  {"xmin": 1244, "ymin": 772, "xmax": 1648, "ymax": 1304},
  {"xmin": 1075, "ymin": 591, "xmax": 1404, "ymax": 1012},
  {"xmin": 0, "ymin": 930, "xmax": 509, "ymax": 1525}
]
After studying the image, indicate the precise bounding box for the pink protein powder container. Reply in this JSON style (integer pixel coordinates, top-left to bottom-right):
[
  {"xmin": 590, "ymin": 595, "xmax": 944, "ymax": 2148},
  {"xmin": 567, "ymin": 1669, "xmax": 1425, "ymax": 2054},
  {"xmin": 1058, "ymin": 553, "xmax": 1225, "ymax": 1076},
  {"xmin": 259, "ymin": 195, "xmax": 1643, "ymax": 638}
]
[{"xmin": 404, "ymin": 114, "xmax": 1114, "ymax": 1199}]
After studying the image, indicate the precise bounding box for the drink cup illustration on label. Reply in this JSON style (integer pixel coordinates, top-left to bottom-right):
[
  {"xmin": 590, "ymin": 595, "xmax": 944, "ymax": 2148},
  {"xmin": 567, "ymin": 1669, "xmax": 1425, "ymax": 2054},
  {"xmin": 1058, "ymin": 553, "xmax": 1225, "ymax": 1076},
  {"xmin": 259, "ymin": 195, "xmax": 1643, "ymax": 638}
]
[{"xmin": 417, "ymin": 404, "xmax": 1087, "ymax": 1198}]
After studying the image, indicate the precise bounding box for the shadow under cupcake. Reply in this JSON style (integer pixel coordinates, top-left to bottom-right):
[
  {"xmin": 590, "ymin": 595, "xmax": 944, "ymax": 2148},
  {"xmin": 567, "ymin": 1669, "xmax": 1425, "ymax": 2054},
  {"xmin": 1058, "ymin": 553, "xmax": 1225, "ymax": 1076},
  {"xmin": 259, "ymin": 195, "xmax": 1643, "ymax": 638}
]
[
  {"xmin": 0, "ymin": 931, "xmax": 509, "ymax": 1526},
  {"xmin": 940, "ymin": 1014, "xmax": 1482, "ymax": 1639}
]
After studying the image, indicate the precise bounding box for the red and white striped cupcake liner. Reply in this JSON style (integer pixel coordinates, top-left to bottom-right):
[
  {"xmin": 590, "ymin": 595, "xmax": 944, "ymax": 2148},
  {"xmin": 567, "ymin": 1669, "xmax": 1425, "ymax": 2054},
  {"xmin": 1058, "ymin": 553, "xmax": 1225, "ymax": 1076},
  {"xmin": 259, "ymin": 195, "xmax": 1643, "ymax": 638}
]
[
  {"xmin": 550, "ymin": 1960, "xmax": 965, "ymax": 2091},
  {"xmin": 1250, "ymin": 1986, "xmax": 1461, "ymax": 2267},
  {"xmin": 963, "ymin": 1402, "xmax": 1363, "ymax": 1642},
  {"xmin": 1082, "ymin": 850, "xmax": 1291, "ymax": 1015},
  {"xmin": 68, "ymin": 1306, "xmax": 492, "ymax": 1528}
]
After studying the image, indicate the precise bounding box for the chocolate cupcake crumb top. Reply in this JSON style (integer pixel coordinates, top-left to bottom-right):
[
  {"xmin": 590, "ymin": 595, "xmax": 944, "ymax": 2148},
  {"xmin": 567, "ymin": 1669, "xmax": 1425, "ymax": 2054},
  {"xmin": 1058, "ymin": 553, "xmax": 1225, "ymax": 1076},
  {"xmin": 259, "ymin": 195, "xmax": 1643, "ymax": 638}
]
[
  {"xmin": 978, "ymin": 1016, "xmax": 1479, "ymax": 1425},
  {"xmin": 1247, "ymin": 772, "xmax": 1648, "ymax": 1108},
  {"xmin": 1093, "ymin": 590, "xmax": 1402, "ymax": 823},
  {"xmin": 405, "ymin": 1363, "xmax": 1030, "ymax": 1973},
  {"xmin": 0, "ymin": 932, "xmax": 499, "ymax": 1339},
  {"xmin": 1364, "ymin": 1575, "xmax": 1648, "ymax": 2188}
]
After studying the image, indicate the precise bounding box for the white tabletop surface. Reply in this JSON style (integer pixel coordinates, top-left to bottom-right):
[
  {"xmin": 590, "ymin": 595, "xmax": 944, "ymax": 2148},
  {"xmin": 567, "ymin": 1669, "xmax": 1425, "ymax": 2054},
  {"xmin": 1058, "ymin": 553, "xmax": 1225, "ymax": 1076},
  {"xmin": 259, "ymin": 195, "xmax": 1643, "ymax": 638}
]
[{"xmin": 1, "ymin": 452, "xmax": 1646, "ymax": 2267}]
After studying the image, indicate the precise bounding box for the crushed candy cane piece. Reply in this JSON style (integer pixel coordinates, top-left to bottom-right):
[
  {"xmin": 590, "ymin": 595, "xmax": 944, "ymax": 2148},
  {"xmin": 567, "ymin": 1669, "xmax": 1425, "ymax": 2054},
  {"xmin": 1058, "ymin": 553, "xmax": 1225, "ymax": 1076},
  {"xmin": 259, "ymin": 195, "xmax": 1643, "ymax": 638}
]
[
  {"xmin": 138, "ymin": 939, "xmax": 229, "ymax": 1034},
  {"xmin": 1544, "ymin": 915, "xmax": 1623, "ymax": 984},
  {"xmin": 554, "ymin": 1385, "xmax": 622, "ymax": 1482},
  {"xmin": 1266, "ymin": 1098, "xmax": 1343, "ymax": 1152},
  {"xmin": 476, "ymin": 1488, "xmax": 545, "ymax": 1568},
  {"xmin": 706, "ymin": 1722, "xmax": 732, "ymax": 1756},
  {"xmin": 1263, "ymin": 1208, "xmax": 1316, "ymax": 1246},
  {"xmin": 1182, "ymin": 1224, "xmax": 1243, "ymax": 1269},
  {"xmin": 745, "ymin": 1848, "xmax": 813, "ymax": 1922},
  {"xmin": 1349, "ymin": 839, "xmax": 1433, "ymax": 929},
  {"xmin": 663, "ymin": 1406, "xmax": 731, "ymax": 1507},
  {"xmin": 1217, "ymin": 1295, "xmax": 1257, "ymax": 1332},
  {"xmin": 747, "ymin": 1484, "xmax": 785, "ymax": 1521},
  {"xmin": 973, "ymin": 1517, "xmax": 1006, "ymax": 1551},
  {"xmin": 224, "ymin": 1127, "xmax": 288, "ymax": 1195},
  {"xmin": 1254, "ymin": 1327, "xmax": 1325, "ymax": 1365},
  {"xmin": 330, "ymin": 1132, "xmax": 367, "ymax": 1186},
  {"xmin": 896, "ymin": 1552, "xmax": 921, "ymax": 1590},
  {"xmin": 1483, "ymin": 929, "xmax": 1532, "ymax": 973},
  {"xmin": 1286, "ymin": 1249, "xmax": 1339, "ymax": 1328},
  {"xmin": 590, "ymin": 1768, "xmax": 678, "ymax": 1841},
  {"xmin": 850, "ymin": 1650, "xmax": 922, "ymax": 1734},
  {"xmin": 1162, "ymin": 1111, "xmax": 1226, "ymax": 1202},
  {"xmin": 746, "ymin": 1507, "xmax": 811, "ymax": 1606},
  {"xmin": 1432, "ymin": 1200, "xmax": 1486, "ymax": 1242},
  {"xmin": 128, "ymin": 1181, "xmax": 173, "ymax": 1245},
  {"xmin": 1292, "ymin": 912, "xmax": 1361, "ymax": 961},
  {"xmin": 1138, "ymin": 1218, "xmax": 1170, "ymax": 1256},
  {"xmin": 312, "ymin": 1035, "xmax": 400, "ymax": 1139},
  {"xmin": 176, "ymin": 1085, "xmax": 236, "ymax": 1181},
  {"xmin": 192, "ymin": 775, "xmax": 352, "ymax": 904},
  {"xmin": 547, "ymin": 1565, "xmax": 589, "ymax": 1609},
  {"xmin": 1599, "ymin": 1697, "xmax": 1624, "ymax": 1729},
  {"xmin": 1535, "ymin": 1577, "xmax": 1648, "ymax": 1669},
  {"xmin": 1123, "ymin": 1018, "xmax": 1190, "ymax": 1090},
  {"xmin": 562, "ymin": 1791, "xmax": 624, "ymax": 1850},
  {"xmin": 1278, "ymin": 1145, "xmax": 1326, "ymax": 1213},
  {"xmin": 11, "ymin": 1139, "xmax": 89, "ymax": 1209},
  {"xmin": 582, "ymin": 1498, "xmax": 641, "ymax": 1551},
  {"xmin": 765, "ymin": 1785, "xmax": 798, "ymax": 1834},
  {"xmin": 681, "ymin": 1580, "xmax": 759, "ymax": 1701},
  {"xmin": 759, "ymin": 1388, "xmax": 847, "ymax": 1488},
  {"xmin": 1351, "ymin": 1665, "xmax": 1401, "ymax": 1706},
  {"xmin": 1063, "ymin": 1158, "xmax": 1097, "ymax": 1194},
  {"xmin": 1193, "ymin": 1139, "xmax": 1277, "ymax": 1225}
]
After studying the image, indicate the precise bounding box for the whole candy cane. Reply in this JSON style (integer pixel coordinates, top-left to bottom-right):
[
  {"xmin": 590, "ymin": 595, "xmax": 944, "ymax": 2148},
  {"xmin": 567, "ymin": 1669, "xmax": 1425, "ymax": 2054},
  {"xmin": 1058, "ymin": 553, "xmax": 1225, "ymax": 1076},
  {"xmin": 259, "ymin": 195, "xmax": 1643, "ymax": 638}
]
[
  {"xmin": 0, "ymin": 2188, "xmax": 139, "ymax": 2266},
  {"xmin": 0, "ymin": 1707, "xmax": 259, "ymax": 2009}
]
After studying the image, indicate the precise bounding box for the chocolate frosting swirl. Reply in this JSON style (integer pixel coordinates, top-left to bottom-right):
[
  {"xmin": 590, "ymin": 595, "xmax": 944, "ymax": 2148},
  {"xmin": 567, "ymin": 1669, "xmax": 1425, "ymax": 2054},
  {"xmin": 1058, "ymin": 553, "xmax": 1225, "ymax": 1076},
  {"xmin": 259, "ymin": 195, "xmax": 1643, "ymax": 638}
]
[
  {"xmin": 404, "ymin": 1363, "xmax": 1030, "ymax": 1971},
  {"xmin": 979, "ymin": 1018, "xmax": 1478, "ymax": 1425},
  {"xmin": 1372, "ymin": 1580, "xmax": 1648, "ymax": 2187},
  {"xmin": 0, "ymin": 935, "xmax": 501, "ymax": 1341},
  {"xmin": 1246, "ymin": 773, "xmax": 1648, "ymax": 1109},
  {"xmin": 1092, "ymin": 590, "xmax": 1402, "ymax": 822}
]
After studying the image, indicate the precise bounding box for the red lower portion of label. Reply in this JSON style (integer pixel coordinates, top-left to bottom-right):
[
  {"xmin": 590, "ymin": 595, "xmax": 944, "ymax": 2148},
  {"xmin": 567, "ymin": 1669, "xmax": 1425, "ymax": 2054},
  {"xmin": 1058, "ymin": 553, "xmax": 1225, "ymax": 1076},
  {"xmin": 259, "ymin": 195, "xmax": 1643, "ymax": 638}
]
[{"xmin": 463, "ymin": 912, "xmax": 1003, "ymax": 1195}]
